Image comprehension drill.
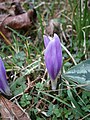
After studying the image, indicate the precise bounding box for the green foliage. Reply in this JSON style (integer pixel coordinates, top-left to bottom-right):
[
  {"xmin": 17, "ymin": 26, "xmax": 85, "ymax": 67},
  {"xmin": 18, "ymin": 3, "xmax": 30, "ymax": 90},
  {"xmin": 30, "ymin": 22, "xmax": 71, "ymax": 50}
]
[
  {"xmin": 36, "ymin": 82, "xmax": 44, "ymax": 90},
  {"xmin": 20, "ymin": 93, "xmax": 32, "ymax": 107},
  {"xmin": 10, "ymin": 77, "xmax": 26, "ymax": 95},
  {"xmin": 62, "ymin": 59, "xmax": 90, "ymax": 91},
  {"xmin": 14, "ymin": 51, "xmax": 26, "ymax": 67}
]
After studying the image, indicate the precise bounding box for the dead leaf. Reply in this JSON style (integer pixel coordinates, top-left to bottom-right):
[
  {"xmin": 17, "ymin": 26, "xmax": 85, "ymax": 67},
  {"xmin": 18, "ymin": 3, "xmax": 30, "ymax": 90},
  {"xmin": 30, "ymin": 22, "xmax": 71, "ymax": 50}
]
[
  {"xmin": 87, "ymin": 0, "xmax": 90, "ymax": 10},
  {"xmin": 0, "ymin": 2, "xmax": 7, "ymax": 12},
  {"xmin": 0, "ymin": 0, "xmax": 37, "ymax": 44},
  {"xmin": 11, "ymin": 2, "xmax": 25, "ymax": 15},
  {"xmin": 44, "ymin": 19, "xmax": 60, "ymax": 36},
  {"xmin": 0, "ymin": 9, "xmax": 37, "ymax": 44},
  {"xmin": 0, "ymin": 95, "xmax": 31, "ymax": 120}
]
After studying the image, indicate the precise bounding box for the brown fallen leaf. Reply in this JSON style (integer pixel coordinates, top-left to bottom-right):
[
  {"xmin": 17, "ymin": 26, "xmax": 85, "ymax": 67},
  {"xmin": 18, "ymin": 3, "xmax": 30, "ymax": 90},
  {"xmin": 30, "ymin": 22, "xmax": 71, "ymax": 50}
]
[
  {"xmin": 87, "ymin": 0, "xmax": 90, "ymax": 10},
  {"xmin": 0, "ymin": 95, "xmax": 31, "ymax": 120},
  {"xmin": 0, "ymin": 2, "xmax": 7, "ymax": 12},
  {"xmin": 11, "ymin": 1, "xmax": 25, "ymax": 15},
  {"xmin": 0, "ymin": 8, "xmax": 37, "ymax": 44},
  {"xmin": 44, "ymin": 19, "xmax": 60, "ymax": 36},
  {"xmin": 0, "ymin": 0, "xmax": 24, "ymax": 2}
]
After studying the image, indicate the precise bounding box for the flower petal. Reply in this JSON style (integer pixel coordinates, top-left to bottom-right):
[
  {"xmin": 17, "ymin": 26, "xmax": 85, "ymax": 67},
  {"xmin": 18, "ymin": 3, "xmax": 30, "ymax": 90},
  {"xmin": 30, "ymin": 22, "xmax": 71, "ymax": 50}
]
[
  {"xmin": 0, "ymin": 58, "xmax": 11, "ymax": 96},
  {"xmin": 43, "ymin": 35, "xmax": 50, "ymax": 48},
  {"xmin": 53, "ymin": 33, "xmax": 62, "ymax": 74},
  {"xmin": 44, "ymin": 34, "xmax": 62, "ymax": 80}
]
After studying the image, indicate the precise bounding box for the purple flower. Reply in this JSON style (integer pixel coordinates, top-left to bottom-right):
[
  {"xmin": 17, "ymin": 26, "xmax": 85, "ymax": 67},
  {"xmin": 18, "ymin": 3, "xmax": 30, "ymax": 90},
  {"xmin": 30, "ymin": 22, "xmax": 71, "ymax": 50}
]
[
  {"xmin": 44, "ymin": 34, "xmax": 62, "ymax": 89},
  {"xmin": 0, "ymin": 58, "xmax": 11, "ymax": 96}
]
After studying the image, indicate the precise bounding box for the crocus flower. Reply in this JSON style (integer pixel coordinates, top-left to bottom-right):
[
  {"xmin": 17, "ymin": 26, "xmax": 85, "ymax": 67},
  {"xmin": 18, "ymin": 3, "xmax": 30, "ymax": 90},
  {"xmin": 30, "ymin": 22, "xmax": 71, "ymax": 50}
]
[
  {"xmin": 44, "ymin": 33, "xmax": 62, "ymax": 90},
  {"xmin": 0, "ymin": 57, "xmax": 11, "ymax": 96}
]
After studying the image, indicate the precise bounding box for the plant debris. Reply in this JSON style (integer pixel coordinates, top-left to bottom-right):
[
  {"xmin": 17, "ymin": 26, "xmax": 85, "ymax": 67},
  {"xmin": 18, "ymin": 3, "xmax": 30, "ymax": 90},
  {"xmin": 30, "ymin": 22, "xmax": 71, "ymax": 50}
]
[
  {"xmin": 0, "ymin": 0, "xmax": 37, "ymax": 44},
  {"xmin": 0, "ymin": 95, "xmax": 31, "ymax": 120}
]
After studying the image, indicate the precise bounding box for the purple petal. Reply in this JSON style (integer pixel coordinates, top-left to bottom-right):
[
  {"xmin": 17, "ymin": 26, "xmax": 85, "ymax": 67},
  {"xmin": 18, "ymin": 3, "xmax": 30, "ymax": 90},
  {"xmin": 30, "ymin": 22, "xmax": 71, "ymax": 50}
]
[
  {"xmin": 0, "ymin": 58, "xmax": 11, "ymax": 96},
  {"xmin": 53, "ymin": 33, "xmax": 62, "ymax": 72},
  {"xmin": 43, "ymin": 35, "xmax": 50, "ymax": 48},
  {"xmin": 44, "ymin": 34, "xmax": 62, "ymax": 80}
]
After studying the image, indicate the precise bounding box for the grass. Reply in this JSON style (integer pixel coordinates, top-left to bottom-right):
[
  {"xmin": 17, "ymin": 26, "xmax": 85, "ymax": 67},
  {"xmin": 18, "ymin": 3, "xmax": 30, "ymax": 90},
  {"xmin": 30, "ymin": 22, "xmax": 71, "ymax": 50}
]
[{"xmin": 0, "ymin": 0, "xmax": 90, "ymax": 119}]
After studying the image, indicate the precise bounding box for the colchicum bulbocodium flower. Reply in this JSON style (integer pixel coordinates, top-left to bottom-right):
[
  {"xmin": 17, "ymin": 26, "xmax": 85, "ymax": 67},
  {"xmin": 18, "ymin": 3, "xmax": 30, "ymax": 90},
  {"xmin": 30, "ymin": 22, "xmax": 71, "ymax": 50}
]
[
  {"xmin": 0, "ymin": 57, "xmax": 11, "ymax": 96},
  {"xmin": 44, "ymin": 33, "xmax": 62, "ymax": 90}
]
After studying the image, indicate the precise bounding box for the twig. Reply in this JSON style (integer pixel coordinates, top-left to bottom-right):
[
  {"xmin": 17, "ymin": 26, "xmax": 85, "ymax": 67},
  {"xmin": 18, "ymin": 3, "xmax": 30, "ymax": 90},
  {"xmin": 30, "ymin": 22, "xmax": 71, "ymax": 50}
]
[
  {"xmin": 36, "ymin": 107, "xmax": 49, "ymax": 117},
  {"xmin": 15, "ymin": 99, "xmax": 30, "ymax": 119},
  {"xmin": 60, "ymin": 24, "xmax": 68, "ymax": 42},
  {"xmin": 0, "ymin": 31, "xmax": 16, "ymax": 52},
  {"xmin": 79, "ymin": 113, "xmax": 90, "ymax": 120},
  {"xmin": 34, "ymin": 2, "xmax": 45, "ymax": 9},
  {"xmin": 24, "ymin": 75, "xmax": 41, "ymax": 92},
  {"xmin": 61, "ymin": 43, "xmax": 77, "ymax": 65},
  {"xmin": 82, "ymin": 30, "xmax": 87, "ymax": 59},
  {"xmin": 10, "ymin": 92, "xmax": 23, "ymax": 101}
]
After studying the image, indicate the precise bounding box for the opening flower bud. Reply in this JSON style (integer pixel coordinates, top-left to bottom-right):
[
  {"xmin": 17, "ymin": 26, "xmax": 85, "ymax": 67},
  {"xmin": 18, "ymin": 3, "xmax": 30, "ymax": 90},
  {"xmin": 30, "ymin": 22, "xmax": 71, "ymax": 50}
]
[
  {"xmin": 0, "ymin": 57, "xmax": 11, "ymax": 96},
  {"xmin": 44, "ymin": 33, "xmax": 62, "ymax": 90}
]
